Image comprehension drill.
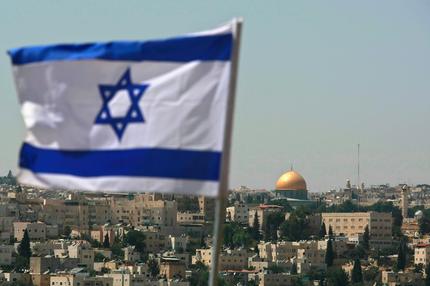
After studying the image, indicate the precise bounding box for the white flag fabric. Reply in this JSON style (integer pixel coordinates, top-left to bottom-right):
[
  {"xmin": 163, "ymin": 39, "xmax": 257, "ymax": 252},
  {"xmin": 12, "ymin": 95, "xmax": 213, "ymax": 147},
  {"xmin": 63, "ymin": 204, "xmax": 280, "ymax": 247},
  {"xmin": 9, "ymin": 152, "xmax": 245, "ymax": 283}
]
[{"xmin": 8, "ymin": 22, "xmax": 234, "ymax": 197}]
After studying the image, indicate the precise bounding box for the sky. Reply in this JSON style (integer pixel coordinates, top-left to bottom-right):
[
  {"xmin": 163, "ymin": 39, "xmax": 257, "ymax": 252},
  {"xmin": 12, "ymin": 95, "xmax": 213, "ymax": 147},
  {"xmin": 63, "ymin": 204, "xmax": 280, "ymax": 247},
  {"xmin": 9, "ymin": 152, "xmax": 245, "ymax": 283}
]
[{"xmin": 1, "ymin": 1, "xmax": 430, "ymax": 192}]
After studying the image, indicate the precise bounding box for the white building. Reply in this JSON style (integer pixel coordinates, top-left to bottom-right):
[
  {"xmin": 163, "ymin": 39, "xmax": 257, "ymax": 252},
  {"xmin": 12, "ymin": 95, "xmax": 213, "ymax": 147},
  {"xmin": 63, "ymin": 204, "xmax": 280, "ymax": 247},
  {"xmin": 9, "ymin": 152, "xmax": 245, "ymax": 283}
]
[{"xmin": 414, "ymin": 243, "xmax": 430, "ymax": 266}]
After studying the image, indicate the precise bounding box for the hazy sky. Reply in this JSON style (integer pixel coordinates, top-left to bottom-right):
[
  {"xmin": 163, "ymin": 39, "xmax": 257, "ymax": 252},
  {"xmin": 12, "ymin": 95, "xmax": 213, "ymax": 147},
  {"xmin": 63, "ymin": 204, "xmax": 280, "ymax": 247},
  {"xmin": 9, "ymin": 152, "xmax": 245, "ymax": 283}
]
[{"xmin": 1, "ymin": 1, "xmax": 430, "ymax": 192}]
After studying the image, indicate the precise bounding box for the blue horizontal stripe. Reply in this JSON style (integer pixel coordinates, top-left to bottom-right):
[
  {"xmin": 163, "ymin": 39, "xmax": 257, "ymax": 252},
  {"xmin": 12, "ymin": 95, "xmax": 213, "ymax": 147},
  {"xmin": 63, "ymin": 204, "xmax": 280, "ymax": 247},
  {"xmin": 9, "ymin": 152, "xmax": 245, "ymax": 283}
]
[
  {"xmin": 8, "ymin": 33, "xmax": 232, "ymax": 65},
  {"xmin": 19, "ymin": 143, "xmax": 221, "ymax": 181}
]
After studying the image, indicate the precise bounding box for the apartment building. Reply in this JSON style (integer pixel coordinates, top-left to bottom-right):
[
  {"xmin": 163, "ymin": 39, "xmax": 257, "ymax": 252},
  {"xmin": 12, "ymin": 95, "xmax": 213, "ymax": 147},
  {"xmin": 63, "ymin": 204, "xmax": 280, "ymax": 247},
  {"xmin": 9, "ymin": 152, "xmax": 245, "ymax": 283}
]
[
  {"xmin": 14, "ymin": 221, "xmax": 47, "ymax": 242},
  {"xmin": 192, "ymin": 248, "xmax": 249, "ymax": 270},
  {"xmin": 110, "ymin": 194, "xmax": 177, "ymax": 227},
  {"xmin": 250, "ymin": 272, "xmax": 297, "ymax": 286},
  {"xmin": 381, "ymin": 270, "xmax": 423, "ymax": 286},
  {"xmin": 50, "ymin": 272, "xmax": 113, "ymax": 286},
  {"xmin": 68, "ymin": 241, "xmax": 95, "ymax": 270},
  {"xmin": 321, "ymin": 212, "xmax": 392, "ymax": 247},
  {"xmin": 0, "ymin": 245, "xmax": 14, "ymax": 265},
  {"xmin": 40, "ymin": 199, "xmax": 89, "ymax": 231},
  {"xmin": 88, "ymin": 198, "xmax": 112, "ymax": 225},
  {"xmin": 160, "ymin": 257, "xmax": 186, "ymax": 279},
  {"xmin": 198, "ymin": 196, "xmax": 215, "ymax": 221},
  {"xmin": 176, "ymin": 212, "xmax": 205, "ymax": 225},
  {"xmin": 226, "ymin": 202, "xmax": 250, "ymax": 224},
  {"xmin": 141, "ymin": 229, "xmax": 167, "ymax": 254},
  {"xmin": 30, "ymin": 256, "xmax": 79, "ymax": 275},
  {"xmin": 414, "ymin": 244, "xmax": 430, "ymax": 266},
  {"xmin": 90, "ymin": 225, "xmax": 115, "ymax": 246},
  {"xmin": 258, "ymin": 239, "xmax": 347, "ymax": 265}
]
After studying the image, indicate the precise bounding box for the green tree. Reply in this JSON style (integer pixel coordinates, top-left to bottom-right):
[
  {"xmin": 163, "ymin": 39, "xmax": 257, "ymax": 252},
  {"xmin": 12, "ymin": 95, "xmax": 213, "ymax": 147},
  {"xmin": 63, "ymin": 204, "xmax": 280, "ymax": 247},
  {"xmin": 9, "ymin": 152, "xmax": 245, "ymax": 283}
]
[
  {"xmin": 352, "ymin": 245, "xmax": 366, "ymax": 260},
  {"xmin": 326, "ymin": 268, "xmax": 349, "ymax": 286},
  {"xmin": 14, "ymin": 256, "xmax": 29, "ymax": 272},
  {"xmin": 190, "ymin": 262, "xmax": 209, "ymax": 286},
  {"xmin": 94, "ymin": 252, "xmax": 106, "ymax": 262},
  {"xmin": 18, "ymin": 230, "xmax": 31, "ymax": 258},
  {"xmin": 267, "ymin": 264, "xmax": 286, "ymax": 273},
  {"xmin": 291, "ymin": 262, "xmax": 298, "ymax": 274},
  {"xmin": 396, "ymin": 238, "xmax": 407, "ymax": 271},
  {"xmin": 328, "ymin": 225, "xmax": 334, "ymax": 239},
  {"xmin": 325, "ymin": 238, "xmax": 334, "ymax": 267},
  {"xmin": 391, "ymin": 208, "xmax": 403, "ymax": 237},
  {"xmin": 420, "ymin": 218, "xmax": 430, "ymax": 235},
  {"xmin": 148, "ymin": 258, "xmax": 160, "ymax": 278},
  {"xmin": 124, "ymin": 230, "xmax": 145, "ymax": 253},
  {"xmin": 362, "ymin": 266, "xmax": 379, "ymax": 282},
  {"xmin": 319, "ymin": 222, "xmax": 327, "ymax": 238},
  {"xmin": 223, "ymin": 222, "xmax": 250, "ymax": 247},
  {"xmin": 232, "ymin": 228, "xmax": 251, "ymax": 248},
  {"xmin": 250, "ymin": 211, "xmax": 262, "ymax": 241},
  {"xmin": 351, "ymin": 258, "xmax": 363, "ymax": 284},
  {"xmin": 292, "ymin": 278, "xmax": 305, "ymax": 286},
  {"xmin": 326, "ymin": 200, "xmax": 359, "ymax": 213},
  {"xmin": 425, "ymin": 263, "xmax": 430, "ymax": 286},
  {"xmin": 103, "ymin": 233, "xmax": 110, "ymax": 248},
  {"xmin": 362, "ymin": 225, "xmax": 370, "ymax": 250},
  {"xmin": 280, "ymin": 213, "xmax": 309, "ymax": 241},
  {"xmin": 414, "ymin": 263, "xmax": 424, "ymax": 273},
  {"xmin": 62, "ymin": 226, "xmax": 72, "ymax": 237},
  {"xmin": 111, "ymin": 242, "xmax": 124, "ymax": 259},
  {"xmin": 272, "ymin": 199, "xmax": 293, "ymax": 212},
  {"xmin": 4, "ymin": 281, "xmax": 28, "ymax": 286},
  {"xmin": 16, "ymin": 229, "xmax": 32, "ymax": 270},
  {"xmin": 264, "ymin": 212, "xmax": 285, "ymax": 241}
]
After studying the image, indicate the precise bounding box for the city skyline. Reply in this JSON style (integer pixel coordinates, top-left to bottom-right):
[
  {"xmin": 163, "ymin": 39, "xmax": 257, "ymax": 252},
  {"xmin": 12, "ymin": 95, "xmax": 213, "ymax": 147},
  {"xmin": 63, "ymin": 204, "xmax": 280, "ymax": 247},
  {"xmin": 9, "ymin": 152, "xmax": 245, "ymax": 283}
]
[{"xmin": 1, "ymin": 1, "xmax": 430, "ymax": 192}]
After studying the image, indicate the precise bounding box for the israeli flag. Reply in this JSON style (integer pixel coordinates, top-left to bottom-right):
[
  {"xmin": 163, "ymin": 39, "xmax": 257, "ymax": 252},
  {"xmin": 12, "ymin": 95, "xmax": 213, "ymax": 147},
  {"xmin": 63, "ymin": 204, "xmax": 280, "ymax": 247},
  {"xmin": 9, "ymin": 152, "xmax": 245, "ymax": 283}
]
[{"xmin": 8, "ymin": 22, "xmax": 235, "ymax": 197}]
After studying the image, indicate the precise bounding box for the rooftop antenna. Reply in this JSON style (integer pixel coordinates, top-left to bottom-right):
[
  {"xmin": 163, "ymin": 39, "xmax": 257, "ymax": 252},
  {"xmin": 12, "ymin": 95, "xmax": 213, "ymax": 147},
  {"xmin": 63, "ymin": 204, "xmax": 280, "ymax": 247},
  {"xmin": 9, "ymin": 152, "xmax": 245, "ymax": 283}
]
[{"xmin": 357, "ymin": 144, "xmax": 360, "ymax": 191}]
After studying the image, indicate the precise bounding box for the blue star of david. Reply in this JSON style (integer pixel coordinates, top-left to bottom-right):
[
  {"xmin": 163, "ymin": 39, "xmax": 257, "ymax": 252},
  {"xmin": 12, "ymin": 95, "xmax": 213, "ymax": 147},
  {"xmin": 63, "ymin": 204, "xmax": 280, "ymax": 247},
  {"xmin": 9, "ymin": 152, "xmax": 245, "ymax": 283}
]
[{"xmin": 94, "ymin": 68, "xmax": 149, "ymax": 140}]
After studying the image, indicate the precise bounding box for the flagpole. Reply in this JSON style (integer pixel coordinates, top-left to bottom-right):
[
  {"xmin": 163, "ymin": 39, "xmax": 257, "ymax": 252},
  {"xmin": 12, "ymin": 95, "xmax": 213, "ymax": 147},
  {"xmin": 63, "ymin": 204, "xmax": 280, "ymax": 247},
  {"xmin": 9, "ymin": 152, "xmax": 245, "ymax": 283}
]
[{"xmin": 208, "ymin": 18, "xmax": 243, "ymax": 286}]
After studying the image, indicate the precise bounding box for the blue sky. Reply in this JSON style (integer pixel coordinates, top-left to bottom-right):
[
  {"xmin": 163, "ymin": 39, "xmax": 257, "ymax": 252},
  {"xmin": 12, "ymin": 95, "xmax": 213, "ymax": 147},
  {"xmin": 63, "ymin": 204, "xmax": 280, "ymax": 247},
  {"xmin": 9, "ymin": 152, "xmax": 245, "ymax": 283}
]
[{"xmin": 1, "ymin": 1, "xmax": 430, "ymax": 192}]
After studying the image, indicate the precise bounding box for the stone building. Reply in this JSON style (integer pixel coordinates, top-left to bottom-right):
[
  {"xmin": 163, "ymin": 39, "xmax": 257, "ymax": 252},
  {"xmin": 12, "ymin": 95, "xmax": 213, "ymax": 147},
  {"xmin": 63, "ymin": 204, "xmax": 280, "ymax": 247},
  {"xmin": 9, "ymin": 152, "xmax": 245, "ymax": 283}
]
[
  {"xmin": 321, "ymin": 211, "xmax": 392, "ymax": 247},
  {"xmin": 249, "ymin": 271, "xmax": 297, "ymax": 286},
  {"xmin": 414, "ymin": 243, "xmax": 430, "ymax": 266},
  {"xmin": 226, "ymin": 201, "xmax": 249, "ymax": 225},
  {"xmin": 198, "ymin": 195, "xmax": 214, "ymax": 221},
  {"xmin": 14, "ymin": 221, "xmax": 47, "ymax": 242},
  {"xmin": 381, "ymin": 270, "xmax": 423, "ymax": 286},
  {"xmin": 0, "ymin": 245, "xmax": 14, "ymax": 265},
  {"xmin": 160, "ymin": 257, "xmax": 186, "ymax": 279},
  {"xmin": 68, "ymin": 241, "xmax": 95, "ymax": 270},
  {"xmin": 192, "ymin": 248, "xmax": 249, "ymax": 271}
]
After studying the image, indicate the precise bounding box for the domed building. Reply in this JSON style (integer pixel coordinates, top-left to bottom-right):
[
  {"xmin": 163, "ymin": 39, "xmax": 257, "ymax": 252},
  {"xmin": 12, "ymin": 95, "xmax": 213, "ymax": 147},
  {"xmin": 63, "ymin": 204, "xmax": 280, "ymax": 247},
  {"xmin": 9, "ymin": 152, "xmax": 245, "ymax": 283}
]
[
  {"xmin": 275, "ymin": 170, "xmax": 308, "ymax": 200},
  {"xmin": 273, "ymin": 170, "xmax": 316, "ymax": 207},
  {"xmin": 414, "ymin": 210, "xmax": 424, "ymax": 221}
]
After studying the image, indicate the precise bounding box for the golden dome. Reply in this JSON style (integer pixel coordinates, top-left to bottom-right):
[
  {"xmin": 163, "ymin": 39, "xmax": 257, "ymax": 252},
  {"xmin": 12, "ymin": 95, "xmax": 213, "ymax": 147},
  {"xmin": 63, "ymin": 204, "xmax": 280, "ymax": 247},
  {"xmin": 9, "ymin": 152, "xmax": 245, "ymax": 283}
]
[{"xmin": 275, "ymin": 171, "xmax": 307, "ymax": 191}]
